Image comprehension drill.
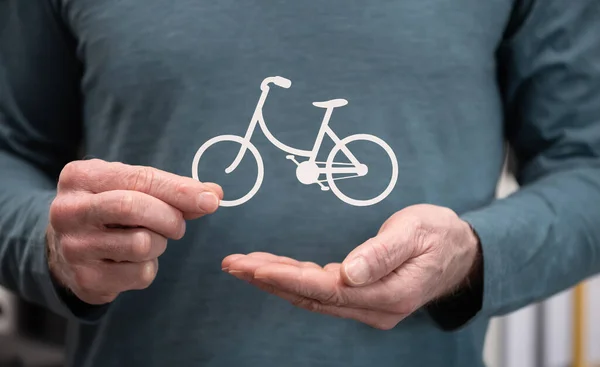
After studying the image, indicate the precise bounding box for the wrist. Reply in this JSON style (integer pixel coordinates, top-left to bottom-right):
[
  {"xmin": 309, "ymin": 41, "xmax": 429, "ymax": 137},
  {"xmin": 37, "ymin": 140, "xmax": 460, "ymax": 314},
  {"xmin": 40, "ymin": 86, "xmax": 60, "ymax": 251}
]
[
  {"xmin": 45, "ymin": 225, "xmax": 69, "ymax": 289},
  {"xmin": 44, "ymin": 213, "xmax": 112, "ymax": 322},
  {"xmin": 435, "ymin": 222, "xmax": 482, "ymax": 301},
  {"xmin": 462, "ymin": 223, "xmax": 483, "ymax": 289},
  {"xmin": 424, "ymin": 221, "xmax": 484, "ymax": 331}
]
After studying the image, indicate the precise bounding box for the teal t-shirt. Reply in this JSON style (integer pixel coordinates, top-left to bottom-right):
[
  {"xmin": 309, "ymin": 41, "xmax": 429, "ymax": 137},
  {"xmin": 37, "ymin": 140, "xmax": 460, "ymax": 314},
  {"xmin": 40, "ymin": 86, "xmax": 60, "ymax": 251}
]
[{"xmin": 1, "ymin": 1, "xmax": 600, "ymax": 366}]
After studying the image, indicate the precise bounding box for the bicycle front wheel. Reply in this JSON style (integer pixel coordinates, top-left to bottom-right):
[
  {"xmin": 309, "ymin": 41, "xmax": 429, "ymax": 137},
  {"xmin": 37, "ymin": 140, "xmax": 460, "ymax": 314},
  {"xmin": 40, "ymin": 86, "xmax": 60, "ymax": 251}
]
[
  {"xmin": 191, "ymin": 135, "xmax": 264, "ymax": 207},
  {"xmin": 325, "ymin": 134, "xmax": 398, "ymax": 207}
]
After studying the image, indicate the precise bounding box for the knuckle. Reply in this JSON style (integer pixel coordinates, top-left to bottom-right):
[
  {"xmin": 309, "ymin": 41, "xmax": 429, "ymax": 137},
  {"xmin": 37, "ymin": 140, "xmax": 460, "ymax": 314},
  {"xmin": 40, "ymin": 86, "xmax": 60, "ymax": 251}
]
[
  {"xmin": 73, "ymin": 268, "xmax": 97, "ymax": 292},
  {"xmin": 322, "ymin": 290, "xmax": 346, "ymax": 306},
  {"xmin": 59, "ymin": 160, "xmax": 102, "ymax": 191},
  {"xmin": 368, "ymin": 237, "xmax": 395, "ymax": 273},
  {"xmin": 138, "ymin": 260, "xmax": 158, "ymax": 289},
  {"xmin": 173, "ymin": 180, "xmax": 190, "ymax": 203},
  {"xmin": 407, "ymin": 215, "xmax": 426, "ymax": 235},
  {"xmin": 406, "ymin": 216, "xmax": 431, "ymax": 249},
  {"xmin": 153, "ymin": 236, "xmax": 168, "ymax": 257},
  {"xmin": 118, "ymin": 192, "xmax": 137, "ymax": 217},
  {"xmin": 170, "ymin": 213, "xmax": 186, "ymax": 240},
  {"xmin": 128, "ymin": 166, "xmax": 156, "ymax": 193},
  {"xmin": 132, "ymin": 231, "xmax": 153, "ymax": 259},
  {"xmin": 438, "ymin": 206, "xmax": 458, "ymax": 219},
  {"xmin": 58, "ymin": 161, "xmax": 84, "ymax": 189},
  {"xmin": 59, "ymin": 236, "xmax": 83, "ymax": 264},
  {"xmin": 86, "ymin": 158, "xmax": 104, "ymax": 165},
  {"xmin": 49, "ymin": 197, "xmax": 77, "ymax": 228}
]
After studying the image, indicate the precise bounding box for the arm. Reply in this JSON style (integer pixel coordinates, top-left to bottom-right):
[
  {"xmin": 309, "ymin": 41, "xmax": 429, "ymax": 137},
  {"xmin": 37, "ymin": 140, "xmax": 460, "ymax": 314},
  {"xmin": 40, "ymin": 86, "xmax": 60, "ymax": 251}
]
[
  {"xmin": 429, "ymin": 0, "xmax": 600, "ymax": 329},
  {"xmin": 0, "ymin": 0, "xmax": 107, "ymax": 320},
  {"xmin": 1, "ymin": 0, "xmax": 224, "ymax": 320}
]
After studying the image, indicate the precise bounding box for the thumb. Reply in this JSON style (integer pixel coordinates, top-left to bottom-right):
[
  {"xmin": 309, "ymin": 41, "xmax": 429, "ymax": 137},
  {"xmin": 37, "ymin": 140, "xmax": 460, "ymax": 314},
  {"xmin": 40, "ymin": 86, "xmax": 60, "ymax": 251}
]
[
  {"xmin": 183, "ymin": 182, "xmax": 224, "ymax": 220},
  {"xmin": 341, "ymin": 228, "xmax": 414, "ymax": 287}
]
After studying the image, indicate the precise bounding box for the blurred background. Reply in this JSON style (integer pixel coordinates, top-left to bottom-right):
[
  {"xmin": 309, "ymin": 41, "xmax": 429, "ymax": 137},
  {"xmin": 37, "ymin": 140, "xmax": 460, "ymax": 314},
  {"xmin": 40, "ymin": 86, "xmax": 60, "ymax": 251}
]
[{"xmin": 0, "ymin": 155, "xmax": 598, "ymax": 367}]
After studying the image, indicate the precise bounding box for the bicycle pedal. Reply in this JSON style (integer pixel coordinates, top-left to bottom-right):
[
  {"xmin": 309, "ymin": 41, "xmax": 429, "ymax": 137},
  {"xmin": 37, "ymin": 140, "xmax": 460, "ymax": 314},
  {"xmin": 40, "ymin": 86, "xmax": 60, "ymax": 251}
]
[
  {"xmin": 285, "ymin": 155, "xmax": 295, "ymax": 160},
  {"xmin": 321, "ymin": 186, "xmax": 330, "ymax": 191}
]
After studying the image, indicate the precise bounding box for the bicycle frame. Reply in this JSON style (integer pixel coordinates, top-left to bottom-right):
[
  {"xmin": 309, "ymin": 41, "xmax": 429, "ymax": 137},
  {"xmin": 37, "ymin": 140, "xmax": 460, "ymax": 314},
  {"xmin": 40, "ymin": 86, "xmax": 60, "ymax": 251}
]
[{"xmin": 225, "ymin": 82, "xmax": 362, "ymax": 175}]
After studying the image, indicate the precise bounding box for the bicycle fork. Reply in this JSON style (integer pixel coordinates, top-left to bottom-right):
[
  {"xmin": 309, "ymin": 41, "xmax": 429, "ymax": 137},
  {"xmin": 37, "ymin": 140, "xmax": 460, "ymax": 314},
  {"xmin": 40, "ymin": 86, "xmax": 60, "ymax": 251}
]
[{"xmin": 225, "ymin": 90, "xmax": 270, "ymax": 174}]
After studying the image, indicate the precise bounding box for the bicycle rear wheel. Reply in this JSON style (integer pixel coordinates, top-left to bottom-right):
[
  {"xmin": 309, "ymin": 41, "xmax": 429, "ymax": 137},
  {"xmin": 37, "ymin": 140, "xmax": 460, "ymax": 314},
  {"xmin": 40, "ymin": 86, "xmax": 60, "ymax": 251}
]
[{"xmin": 325, "ymin": 134, "xmax": 398, "ymax": 207}]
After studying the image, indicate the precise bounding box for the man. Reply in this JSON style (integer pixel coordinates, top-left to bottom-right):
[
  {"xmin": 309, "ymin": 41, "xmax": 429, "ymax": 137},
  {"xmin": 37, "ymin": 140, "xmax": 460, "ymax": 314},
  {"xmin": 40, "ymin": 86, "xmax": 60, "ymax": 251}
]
[{"xmin": 1, "ymin": 0, "xmax": 599, "ymax": 366}]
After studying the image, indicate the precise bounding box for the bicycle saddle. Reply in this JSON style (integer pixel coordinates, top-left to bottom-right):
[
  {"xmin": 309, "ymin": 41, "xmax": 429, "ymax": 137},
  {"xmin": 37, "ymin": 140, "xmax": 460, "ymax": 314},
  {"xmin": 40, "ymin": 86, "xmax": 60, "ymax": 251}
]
[{"xmin": 312, "ymin": 99, "xmax": 348, "ymax": 108}]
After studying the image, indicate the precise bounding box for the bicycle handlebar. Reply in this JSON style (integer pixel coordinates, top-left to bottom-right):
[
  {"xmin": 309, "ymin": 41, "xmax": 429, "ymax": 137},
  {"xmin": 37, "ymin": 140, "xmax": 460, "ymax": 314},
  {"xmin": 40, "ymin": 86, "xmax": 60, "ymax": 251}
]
[{"xmin": 272, "ymin": 76, "xmax": 291, "ymax": 89}]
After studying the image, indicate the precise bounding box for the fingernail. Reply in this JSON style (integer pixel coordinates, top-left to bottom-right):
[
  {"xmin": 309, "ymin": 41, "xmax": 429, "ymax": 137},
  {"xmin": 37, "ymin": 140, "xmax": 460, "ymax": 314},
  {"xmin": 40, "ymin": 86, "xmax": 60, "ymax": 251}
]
[
  {"xmin": 221, "ymin": 267, "xmax": 229, "ymax": 272},
  {"xmin": 197, "ymin": 192, "xmax": 219, "ymax": 212},
  {"xmin": 345, "ymin": 257, "xmax": 370, "ymax": 285}
]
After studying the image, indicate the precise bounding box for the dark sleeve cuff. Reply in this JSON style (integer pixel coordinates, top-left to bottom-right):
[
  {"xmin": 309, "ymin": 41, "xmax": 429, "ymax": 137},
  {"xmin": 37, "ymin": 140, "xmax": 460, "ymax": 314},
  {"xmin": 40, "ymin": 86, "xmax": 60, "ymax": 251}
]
[{"xmin": 425, "ymin": 275, "xmax": 483, "ymax": 331}]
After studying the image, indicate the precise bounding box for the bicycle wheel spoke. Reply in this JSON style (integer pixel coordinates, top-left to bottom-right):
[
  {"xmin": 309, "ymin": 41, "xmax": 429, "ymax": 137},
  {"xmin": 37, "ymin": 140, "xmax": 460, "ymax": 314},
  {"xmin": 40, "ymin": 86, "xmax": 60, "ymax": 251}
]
[
  {"xmin": 314, "ymin": 161, "xmax": 355, "ymax": 166},
  {"xmin": 317, "ymin": 174, "xmax": 360, "ymax": 183}
]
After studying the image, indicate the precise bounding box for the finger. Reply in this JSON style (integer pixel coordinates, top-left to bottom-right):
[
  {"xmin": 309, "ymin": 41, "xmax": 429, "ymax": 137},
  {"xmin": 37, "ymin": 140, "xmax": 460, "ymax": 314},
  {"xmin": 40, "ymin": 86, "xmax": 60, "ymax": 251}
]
[
  {"xmin": 84, "ymin": 228, "xmax": 168, "ymax": 263},
  {"xmin": 301, "ymin": 261, "xmax": 322, "ymax": 269},
  {"xmin": 60, "ymin": 160, "xmax": 223, "ymax": 215},
  {"xmin": 324, "ymin": 263, "xmax": 341, "ymax": 272},
  {"xmin": 341, "ymin": 230, "xmax": 416, "ymax": 287},
  {"xmin": 229, "ymin": 260, "xmax": 416, "ymax": 314},
  {"xmin": 87, "ymin": 190, "xmax": 185, "ymax": 239},
  {"xmin": 336, "ymin": 260, "xmax": 426, "ymax": 314},
  {"xmin": 252, "ymin": 263, "xmax": 410, "ymax": 312},
  {"xmin": 253, "ymin": 264, "xmax": 345, "ymax": 305},
  {"xmin": 226, "ymin": 256, "xmax": 281, "ymax": 279},
  {"xmin": 183, "ymin": 182, "xmax": 224, "ymax": 220},
  {"xmin": 74, "ymin": 259, "xmax": 158, "ymax": 296},
  {"xmin": 251, "ymin": 279, "xmax": 403, "ymax": 330},
  {"xmin": 222, "ymin": 252, "xmax": 321, "ymax": 271},
  {"xmin": 226, "ymin": 255, "xmax": 322, "ymax": 280},
  {"xmin": 222, "ymin": 254, "xmax": 245, "ymax": 270},
  {"xmin": 246, "ymin": 252, "xmax": 322, "ymax": 268}
]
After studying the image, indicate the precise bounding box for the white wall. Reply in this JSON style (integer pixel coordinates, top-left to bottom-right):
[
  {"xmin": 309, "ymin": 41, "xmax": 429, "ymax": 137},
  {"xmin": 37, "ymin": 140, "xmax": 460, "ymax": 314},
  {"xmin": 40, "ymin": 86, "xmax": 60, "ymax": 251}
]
[{"xmin": 589, "ymin": 276, "xmax": 600, "ymax": 363}]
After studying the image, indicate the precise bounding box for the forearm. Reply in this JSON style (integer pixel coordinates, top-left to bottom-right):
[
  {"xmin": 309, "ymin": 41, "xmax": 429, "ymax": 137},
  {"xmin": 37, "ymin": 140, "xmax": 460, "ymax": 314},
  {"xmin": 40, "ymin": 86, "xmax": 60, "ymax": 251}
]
[
  {"xmin": 0, "ymin": 149, "xmax": 59, "ymax": 310},
  {"xmin": 462, "ymin": 164, "xmax": 600, "ymax": 317},
  {"xmin": 432, "ymin": 0, "xmax": 600, "ymax": 325},
  {"xmin": 0, "ymin": 149, "xmax": 113, "ymax": 322},
  {"xmin": 0, "ymin": 0, "xmax": 112, "ymax": 322}
]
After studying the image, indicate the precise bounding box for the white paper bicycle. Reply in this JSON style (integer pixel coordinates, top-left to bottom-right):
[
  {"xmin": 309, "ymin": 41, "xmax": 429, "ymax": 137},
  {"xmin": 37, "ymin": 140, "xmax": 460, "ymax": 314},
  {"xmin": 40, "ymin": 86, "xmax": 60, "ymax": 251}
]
[{"xmin": 191, "ymin": 76, "xmax": 398, "ymax": 207}]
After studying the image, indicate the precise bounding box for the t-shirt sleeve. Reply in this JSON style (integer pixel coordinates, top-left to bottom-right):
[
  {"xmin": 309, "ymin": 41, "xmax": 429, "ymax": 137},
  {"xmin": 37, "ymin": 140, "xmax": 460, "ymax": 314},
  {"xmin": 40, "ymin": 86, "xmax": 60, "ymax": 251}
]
[
  {"xmin": 0, "ymin": 0, "xmax": 109, "ymax": 323},
  {"xmin": 426, "ymin": 0, "xmax": 600, "ymax": 330}
]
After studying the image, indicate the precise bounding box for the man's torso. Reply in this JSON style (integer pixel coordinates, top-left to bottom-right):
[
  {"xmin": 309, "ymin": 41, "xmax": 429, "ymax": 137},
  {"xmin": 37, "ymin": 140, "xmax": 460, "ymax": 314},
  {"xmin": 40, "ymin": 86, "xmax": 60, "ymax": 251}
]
[{"xmin": 59, "ymin": 1, "xmax": 512, "ymax": 365}]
